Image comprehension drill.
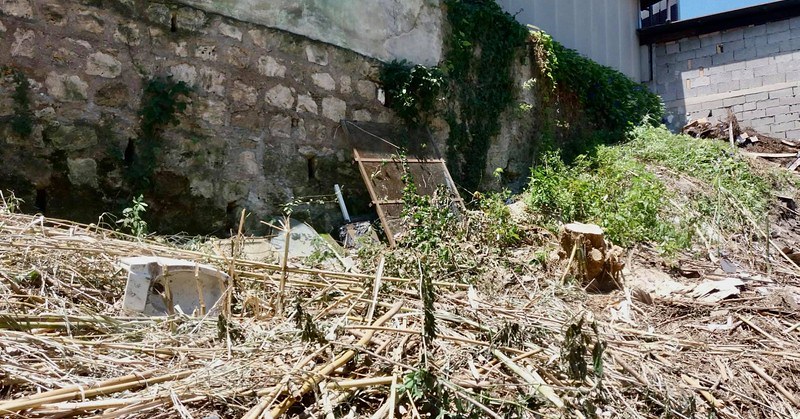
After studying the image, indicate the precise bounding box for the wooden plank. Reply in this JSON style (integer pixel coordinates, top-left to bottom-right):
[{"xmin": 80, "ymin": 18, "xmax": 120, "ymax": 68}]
[
  {"xmin": 375, "ymin": 198, "xmax": 465, "ymax": 205},
  {"xmin": 354, "ymin": 157, "xmax": 446, "ymax": 164},
  {"xmin": 353, "ymin": 148, "xmax": 396, "ymax": 248},
  {"xmin": 788, "ymin": 155, "xmax": 800, "ymax": 172},
  {"xmin": 742, "ymin": 152, "xmax": 799, "ymax": 159}
]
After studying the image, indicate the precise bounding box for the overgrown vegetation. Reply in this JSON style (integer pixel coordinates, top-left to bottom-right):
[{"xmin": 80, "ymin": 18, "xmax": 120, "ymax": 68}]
[
  {"xmin": 526, "ymin": 125, "xmax": 784, "ymax": 252},
  {"xmin": 528, "ymin": 32, "xmax": 664, "ymax": 159},
  {"xmin": 127, "ymin": 76, "xmax": 191, "ymax": 189},
  {"xmin": 443, "ymin": 0, "xmax": 529, "ymax": 190},
  {"xmin": 2, "ymin": 66, "xmax": 34, "ymax": 137},
  {"xmin": 379, "ymin": 0, "xmax": 528, "ymax": 191},
  {"xmin": 379, "ymin": 60, "xmax": 444, "ymax": 127}
]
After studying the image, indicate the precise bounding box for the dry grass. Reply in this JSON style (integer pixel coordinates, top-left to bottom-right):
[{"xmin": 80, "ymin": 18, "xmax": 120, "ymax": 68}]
[{"xmin": 0, "ymin": 191, "xmax": 799, "ymax": 418}]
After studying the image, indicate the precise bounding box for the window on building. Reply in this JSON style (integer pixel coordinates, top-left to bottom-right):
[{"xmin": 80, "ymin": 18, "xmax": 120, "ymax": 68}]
[{"xmin": 640, "ymin": 0, "xmax": 679, "ymax": 28}]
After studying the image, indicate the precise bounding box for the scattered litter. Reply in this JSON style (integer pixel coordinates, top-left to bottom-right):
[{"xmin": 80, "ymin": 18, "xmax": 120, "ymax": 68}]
[
  {"xmin": 688, "ymin": 316, "xmax": 742, "ymax": 332},
  {"xmin": 690, "ymin": 277, "xmax": 745, "ymax": 303},
  {"xmin": 120, "ymin": 256, "xmax": 228, "ymax": 316}
]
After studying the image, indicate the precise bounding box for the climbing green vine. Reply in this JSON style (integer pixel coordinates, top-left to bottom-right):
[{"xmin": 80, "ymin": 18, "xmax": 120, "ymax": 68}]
[
  {"xmin": 529, "ymin": 31, "xmax": 664, "ymax": 146},
  {"xmin": 379, "ymin": 0, "xmax": 528, "ymax": 191},
  {"xmin": 128, "ymin": 76, "xmax": 191, "ymax": 189},
  {"xmin": 443, "ymin": 0, "xmax": 529, "ymax": 191},
  {"xmin": 379, "ymin": 60, "xmax": 444, "ymax": 127},
  {"xmin": 2, "ymin": 66, "xmax": 34, "ymax": 137}
]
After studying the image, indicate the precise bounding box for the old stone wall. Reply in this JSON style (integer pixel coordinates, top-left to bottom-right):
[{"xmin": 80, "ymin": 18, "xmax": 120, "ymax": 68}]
[
  {"xmin": 175, "ymin": 0, "xmax": 443, "ymax": 66},
  {"xmin": 651, "ymin": 15, "xmax": 800, "ymax": 138},
  {"xmin": 0, "ymin": 0, "xmax": 397, "ymax": 234}
]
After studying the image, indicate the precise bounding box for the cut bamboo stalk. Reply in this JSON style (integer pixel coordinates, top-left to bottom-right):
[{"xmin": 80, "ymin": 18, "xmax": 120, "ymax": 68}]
[
  {"xmin": 493, "ymin": 349, "xmax": 564, "ymax": 408},
  {"xmin": 332, "ymin": 376, "xmax": 396, "ymax": 390},
  {"xmin": 748, "ymin": 361, "xmax": 800, "ymax": 408},
  {"xmin": 267, "ymin": 301, "xmax": 404, "ymax": 418},
  {"xmin": 9, "ymin": 371, "xmax": 156, "ymax": 404},
  {"xmin": 0, "ymin": 371, "xmax": 190, "ymax": 414},
  {"xmin": 279, "ymin": 215, "xmax": 291, "ymax": 313},
  {"xmin": 366, "ymin": 256, "xmax": 385, "ymax": 323}
]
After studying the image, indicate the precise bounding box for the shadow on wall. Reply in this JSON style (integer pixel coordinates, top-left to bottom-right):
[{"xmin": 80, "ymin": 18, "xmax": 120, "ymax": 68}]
[{"xmin": 649, "ymin": 17, "xmax": 800, "ymax": 139}]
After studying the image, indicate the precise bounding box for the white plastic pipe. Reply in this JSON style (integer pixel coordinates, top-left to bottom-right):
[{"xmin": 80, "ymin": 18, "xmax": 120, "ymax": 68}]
[{"xmin": 334, "ymin": 184, "xmax": 351, "ymax": 223}]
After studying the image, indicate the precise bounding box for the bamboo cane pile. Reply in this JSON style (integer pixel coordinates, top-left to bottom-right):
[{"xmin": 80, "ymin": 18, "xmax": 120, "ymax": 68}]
[{"xmin": 1, "ymin": 202, "xmax": 800, "ymax": 418}]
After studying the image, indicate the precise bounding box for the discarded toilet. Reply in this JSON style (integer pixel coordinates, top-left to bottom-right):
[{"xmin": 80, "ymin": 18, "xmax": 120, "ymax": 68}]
[{"xmin": 120, "ymin": 256, "xmax": 228, "ymax": 316}]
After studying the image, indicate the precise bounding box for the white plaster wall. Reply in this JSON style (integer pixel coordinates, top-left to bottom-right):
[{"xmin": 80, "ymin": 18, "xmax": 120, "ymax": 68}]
[
  {"xmin": 498, "ymin": 0, "xmax": 643, "ymax": 80},
  {"xmin": 175, "ymin": 0, "xmax": 444, "ymax": 66}
]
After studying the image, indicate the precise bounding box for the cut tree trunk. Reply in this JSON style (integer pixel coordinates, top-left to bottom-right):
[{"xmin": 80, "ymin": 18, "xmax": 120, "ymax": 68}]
[{"xmin": 559, "ymin": 223, "xmax": 624, "ymax": 292}]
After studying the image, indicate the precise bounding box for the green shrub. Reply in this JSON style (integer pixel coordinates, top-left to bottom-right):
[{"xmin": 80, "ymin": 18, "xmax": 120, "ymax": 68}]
[
  {"xmin": 379, "ymin": 60, "xmax": 444, "ymax": 127},
  {"xmin": 526, "ymin": 147, "xmax": 669, "ymax": 248},
  {"xmin": 525, "ymin": 125, "xmax": 786, "ymax": 252}
]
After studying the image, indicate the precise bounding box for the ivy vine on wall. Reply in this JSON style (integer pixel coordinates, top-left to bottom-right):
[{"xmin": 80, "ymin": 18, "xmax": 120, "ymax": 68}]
[
  {"xmin": 2, "ymin": 66, "xmax": 34, "ymax": 138},
  {"xmin": 529, "ymin": 31, "xmax": 664, "ymax": 157},
  {"xmin": 127, "ymin": 75, "xmax": 191, "ymax": 190},
  {"xmin": 379, "ymin": 0, "xmax": 665, "ymax": 192}
]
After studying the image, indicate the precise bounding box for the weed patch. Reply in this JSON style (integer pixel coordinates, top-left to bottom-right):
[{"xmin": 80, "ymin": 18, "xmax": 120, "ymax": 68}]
[{"xmin": 525, "ymin": 125, "xmax": 786, "ymax": 253}]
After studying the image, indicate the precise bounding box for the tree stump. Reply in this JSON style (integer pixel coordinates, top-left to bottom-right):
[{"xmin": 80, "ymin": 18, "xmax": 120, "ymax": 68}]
[{"xmin": 559, "ymin": 223, "xmax": 624, "ymax": 292}]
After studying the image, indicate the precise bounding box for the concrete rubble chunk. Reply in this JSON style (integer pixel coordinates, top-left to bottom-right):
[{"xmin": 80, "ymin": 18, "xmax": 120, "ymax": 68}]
[{"xmin": 120, "ymin": 256, "xmax": 229, "ymax": 316}]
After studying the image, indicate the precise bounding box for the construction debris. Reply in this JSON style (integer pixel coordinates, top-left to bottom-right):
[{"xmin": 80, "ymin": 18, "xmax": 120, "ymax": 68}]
[
  {"xmin": 682, "ymin": 116, "xmax": 800, "ymax": 172},
  {"xmin": 120, "ymin": 256, "xmax": 228, "ymax": 316},
  {"xmin": 1, "ymin": 200, "xmax": 800, "ymax": 417}
]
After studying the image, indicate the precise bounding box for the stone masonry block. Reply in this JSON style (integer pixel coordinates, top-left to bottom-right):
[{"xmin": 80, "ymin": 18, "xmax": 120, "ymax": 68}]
[
  {"xmin": 258, "ymin": 56, "xmax": 286, "ymax": 78},
  {"xmin": 772, "ymin": 121, "xmax": 797, "ymax": 133},
  {"xmin": 775, "ymin": 112, "xmax": 798, "ymax": 123},
  {"xmin": 791, "ymin": 16, "xmax": 800, "ymax": 29},
  {"xmin": 721, "ymin": 29, "xmax": 744, "ymax": 42},
  {"xmin": 85, "ymin": 52, "xmax": 122, "ymax": 78},
  {"xmin": 769, "ymin": 88, "xmax": 795, "ymax": 99},
  {"xmin": 218, "ymin": 22, "xmax": 242, "ymax": 41},
  {"xmin": 767, "ymin": 19, "xmax": 791, "ymax": 34},
  {"xmin": 766, "ymin": 105, "xmax": 791, "ymax": 117},
  {"xmin": 787, "ymin": 129, "xmax": 800, "ymax": 139},
  {"xmin": 723, "ymin": 96, "xmax": 746, "ymax": 107},
  {"xmin": 680, "ymin": 37, "xmax": 701, "ymax": 51},
  {"xmin": 768, "ymin": 30, "xmax": 791, "ymax": 44},
  {"xmin": 265, "ymin": 84, "xmax": 295, "ymax": 109},
  {"xmin": 311, "ymin": 73, "xmax": 335, "ymax": 91},
  {"xmin": 0, "ymin": 0, "xmax": 33, "ymax": 18},
  {"xmin": 321, "ymin": 97, "xmax": 346, "ymax": 122},
  {"xmin": 711, "ymin": 52, "xmax": 734, "ymax": 66},
  {"xmin": 743, "ymin": 102, "xmax": 757, "ymax": 111},
  {"xmin": 763, "ymin": 74, "xmax": 787, "ymax": 85},
  {"xmin": 757, "ymin": 99, "xmax": 781, "ymax": 109}
]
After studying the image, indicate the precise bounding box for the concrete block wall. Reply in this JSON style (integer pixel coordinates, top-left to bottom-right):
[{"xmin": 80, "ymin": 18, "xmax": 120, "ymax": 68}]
[{"xmin": 650, "ymin": 15, "xmax": 800, "ymax": 139}]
